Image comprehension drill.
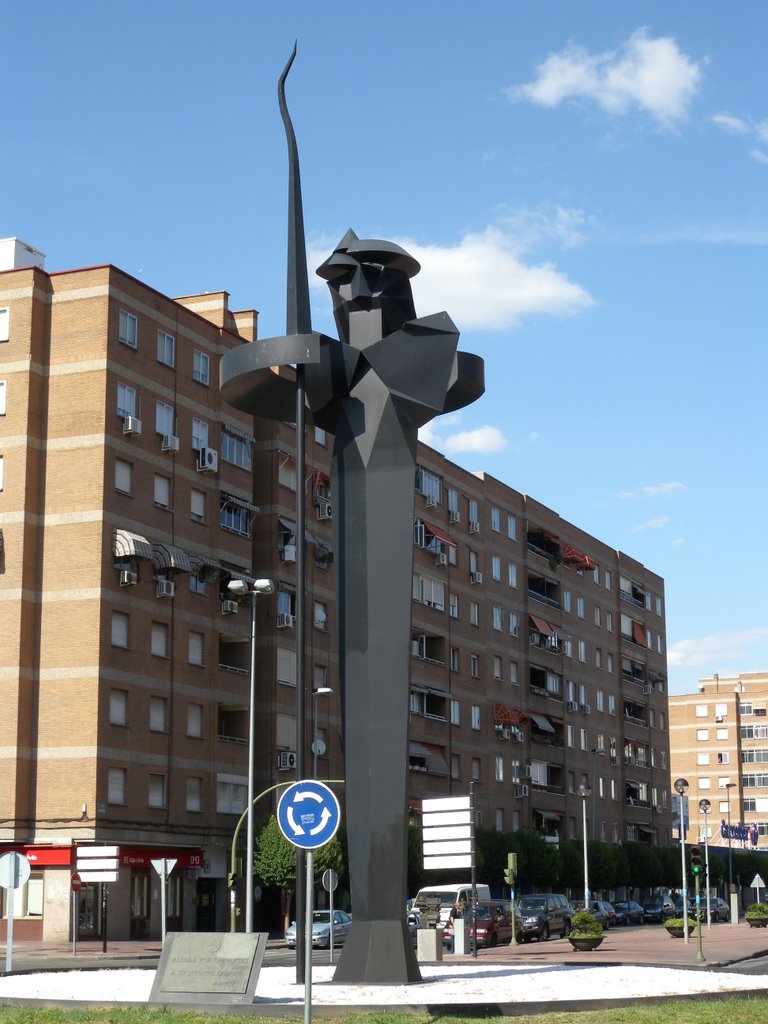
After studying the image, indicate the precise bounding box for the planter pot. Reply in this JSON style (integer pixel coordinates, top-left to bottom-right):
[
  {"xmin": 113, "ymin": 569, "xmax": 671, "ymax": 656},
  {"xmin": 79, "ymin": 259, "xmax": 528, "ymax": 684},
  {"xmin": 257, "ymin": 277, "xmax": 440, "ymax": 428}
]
[
  {"xmin": 568, "ymin": 935, "xmax": 604, "ymax": 951},
  {"xmin": 747, "ymin": 918, "xmax": 768, "ymax": 928},
  {"xmin": 665, "ymin": 926, "xmax": 685, "ymax": 938}
]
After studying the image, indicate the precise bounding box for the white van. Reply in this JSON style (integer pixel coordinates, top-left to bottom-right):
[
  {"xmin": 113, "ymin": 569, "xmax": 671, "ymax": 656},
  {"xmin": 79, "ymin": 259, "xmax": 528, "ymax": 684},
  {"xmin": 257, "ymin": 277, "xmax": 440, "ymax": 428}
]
[{"xmin": 413, "ymin": 883, "xmax": 492, "ymax": 925}]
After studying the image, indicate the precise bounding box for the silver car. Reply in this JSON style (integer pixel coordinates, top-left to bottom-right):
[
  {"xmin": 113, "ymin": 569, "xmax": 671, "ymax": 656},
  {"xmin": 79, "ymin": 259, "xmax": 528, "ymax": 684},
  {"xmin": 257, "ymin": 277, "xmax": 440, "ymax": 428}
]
[{"xmin": 284, "ymin": 909, "xmax": 352, "ymax": 948}]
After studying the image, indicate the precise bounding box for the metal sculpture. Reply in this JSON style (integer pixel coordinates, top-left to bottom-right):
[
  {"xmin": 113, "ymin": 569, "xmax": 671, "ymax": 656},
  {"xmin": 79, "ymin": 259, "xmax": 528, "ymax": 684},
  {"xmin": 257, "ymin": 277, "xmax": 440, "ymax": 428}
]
[{"xmin": 219, "ymin": 49, "xmax": 484, "ymax": 983}]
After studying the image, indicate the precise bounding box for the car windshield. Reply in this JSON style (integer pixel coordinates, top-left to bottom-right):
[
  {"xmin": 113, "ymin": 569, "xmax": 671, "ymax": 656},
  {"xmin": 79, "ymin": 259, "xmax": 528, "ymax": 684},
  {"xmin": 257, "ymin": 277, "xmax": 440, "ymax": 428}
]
[
  {"xmin": 519, "ymin": 899, "xmax": 545, "ymax": 910},
  {"xmin": 614, "ymin": 903, "xmax": 628, "ymax": 910},
  {"xmin": 312, "ymin": 911, "xmax": 331, "ymax": 923}
]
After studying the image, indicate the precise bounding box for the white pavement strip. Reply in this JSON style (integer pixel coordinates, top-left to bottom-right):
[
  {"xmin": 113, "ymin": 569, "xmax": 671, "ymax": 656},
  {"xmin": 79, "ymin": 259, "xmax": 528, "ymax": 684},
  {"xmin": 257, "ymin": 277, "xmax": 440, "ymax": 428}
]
[{"xmin": 0, "ymin": 965, "xmax": 766, "ymax": 1005}]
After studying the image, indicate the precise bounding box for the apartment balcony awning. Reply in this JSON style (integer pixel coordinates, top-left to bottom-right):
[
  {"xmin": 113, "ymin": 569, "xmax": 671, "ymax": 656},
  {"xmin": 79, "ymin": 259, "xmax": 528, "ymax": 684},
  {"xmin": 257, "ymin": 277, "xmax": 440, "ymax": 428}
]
[
  {"xmin": 562, "ymin": 543, "xmax": 596, "ymax": 571},
  {"xmin": 409, "ymin": 741, "xmax": 449, "ymax": 775},
  {"xmin": 152, "ymin": 543, "xmax": 192, "ymax": 573},
  {"xmin": 632, "ymin": 621, "xmax": 646, "ymax": 646},
  {"xmin": 425, "ymin": 523, "xmax": 457, "ymax": 548},
  {"xmin": 530, "ymin": 713, "xmax": 555, "ymax": 733},
  {"xmin": 535, "ymin": 809, "xmax": 561, "ymax": 822},
  {"xmin": 113, "ymin": 528, "xmax": 153, "ymax": 561},
  {"xmin": 494, "ymin": 704, "xmax": 524, "ymax": 725},
  {"xmin": 530, "ymin": 615, "xmax": 554, "ymax": 635},
  {"xmin": 189, "ymin": 554, "xmax": 221, "ymax": 580}
]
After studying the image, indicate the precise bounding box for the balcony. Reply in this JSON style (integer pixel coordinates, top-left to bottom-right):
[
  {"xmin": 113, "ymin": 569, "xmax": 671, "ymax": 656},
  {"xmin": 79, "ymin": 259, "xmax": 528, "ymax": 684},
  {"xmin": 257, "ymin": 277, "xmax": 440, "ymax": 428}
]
[{"xmin": 528, "ymin": 574, "xmax": 560, "ymax": 609}]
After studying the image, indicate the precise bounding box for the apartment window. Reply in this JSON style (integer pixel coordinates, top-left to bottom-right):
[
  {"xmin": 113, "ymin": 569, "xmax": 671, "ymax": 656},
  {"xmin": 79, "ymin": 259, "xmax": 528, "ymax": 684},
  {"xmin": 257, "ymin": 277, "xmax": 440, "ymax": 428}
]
[
  {"xmin": 578, "ymin": 640, "xmax": 586, "ymax": 663},
  {"xmin": 608, "ymin": 694, "xmax": 616, "ymax": 716},
  {"xmin": 109, "ymin": 690, "xmax": 127, "ymax": 725},
  {"xmin": 111, "ymin": 611, "xmax": 129, "ymax": 648},
  {"xmin": 450, "ymin": 647, "xmax": 459, "ymax": 672},
  {"xmin": 117, "ymin": 382, "xmax": 137, "ymax": 418},
  {"xmin": 563, "ymin": 590, "xmax": 571, "ymax": 613},
  {"xmin": 595, "ymin": 647, "xmax": 602, "ymax": 669},
  {"xmin": 451, "ymin": 754, "xmax": 460, "ymax": 780},
  {"xmin": 190, "ymin": 489, "xmax": 205, "ymax": 523},
  {"xmin": 716, "ymin": 728, "xmax": 728, "ymax": 741},
  {"xmin": 471, "ymin": 705, "xmax": 481, "ymax": 730},
  {"xmin": 157, "ymin": 330, "xmax": 175, "ymax": 366},
  {"xmin": 447, "ymin": 488, "xmax": 459, "ymax": 516},
  {"xmin": 594, "ymin": 606, "xmax": 601, "ymax": 627},
  {"xmin": 607, "ymin": 653, "xmax": 614, "ymax": 673},
  {"xmin": 279, "ymin": 454, "xmax": 297, "ymax": 490},
  {"xmin": 507, "ymin": 514, "xmax": 517, "ymax": 540},
  {"xmin": 192, "ymin": 418, "xmax": 209, "ymax": 451},
  {"xmin": 151, "ymin": 622, "xmax": 168, "ymax": 657},
  {"xmin": 576, "ymin": 596, "xmax": 585, "ymax": 618},
  {"xmin": 449, "ymin": 592, "xmax": 458, "ymax": 618},
  {"xmin": 149, "ymin": 697, "xmax": 168, "ymax": 732},
  {"xmin": 567, "ymin": 724, "xmax": 575, "ymax": 747},
  {"xmin": 509, "ymin": 612, "xmax": 519, "ymax": 636},
  {"xmin": 604, "ymin": 570, "xmax": 611, "ymax": 590},
  {"xmin": 221, "ymin": 430, "xmax": 252, "ymax": 470},
  {"xmin": 468, "ymin": 498, "xmax": 479, "ymax": 526},
  {"xmin": 186, "ymin": 777, "xmax": 202, "ymax": 812},
  {"xmin": 148, "ymin": 773, "xmax": 167, "ymax": 808},
  {"xmin": 217, "ymin": 775, "xmax": 247, "ymax": 814},
  {"xmin": 491, "ymin": 555, "xmax": 501, "ymax": 581},
  {"xmin": 491, "ymin": 507, "xmax": 501, "ymax": 532},
  {"xmin": 220, "ymin": 498, "xmax": 249, "ymax": 535},
  {"xmin": 114, "ymin": 458, "xmax": 132, "ymax": 494},
  {"xmin": 715, "ymin": 703, "xmax": 728, "ymax": 718},
  {"xmin": 314, "ymin": 665, "xmax": 328, "ymax": 691},
  {"xmin": 472, "ymin": 758, "xmax": 481, "ymax": 782},
  {"xmin": 580, "ymin": 728, "xmax": 589, "ymax": 751},
  {"xmin": 156, "ymin": 401, "xmax": 174, "ymax": 437},
  {"xmin": 492, "ymin": 606, "xmax": 503, "ymax": 631},
  {"xmin": 606, "ymin": 611, "xmax": 613, "ymax": 632},
  {"xmin": 314, "ymin": 425, "xmax": 326, "ymax": 445},
  {"xmin": 154, "ymin": 474, "xmax": 170, "ymax": 510},
  {"xmin": 718, "ymin": 752, "xmax": 730, "ymax": 765},
  {"xmin": 510, "ymin": 661, "xmax": 518, "ymax": 685},
  {"xmin": 493, "ymin": 655, "xmax": 502, "ymax": 680},
  {"xmin": 314, "ymin": 601, "xmax": 328, "ymax": 630},
  {"xmin": 0, "ymin": 307, "xmax": 9, "ymax": 342},
  {"xmin": 118, "ymin": 310, "xmax": 137, "ymax": 348},
  {"xmin": 187, "ymin": 704, "xmax": 203, "ymax": 738},
  {"xmin": 696, "ymin": 704, "xmax": 708, "ymax": 718},
  {"xmin": 412, "ymin": 574, "xmax": 445, "ymax": 610},
  {"xmin": 415, "ymin": 467, "xmax": 442, "ymax": 504},
  {"xmin": 189, "ymin": 572, "xmax": 207, "ymax": 595},
  {"xmin": 108, "ymin": 767, "xmax": 126, "ymax": 804},
  {"xmin": 697, "ymin": 729, "xmax": 709, "ymax": 741},
  {"xmin": 495, "ymin": 757, "xmax": 504, "ymax": 782},
  {"xmin": 450, "ymin": 699, "xmax": 460, "ymax": 725},
  {"xmin": 188, "ymin": 631, "xmax": 204, "ymax": 665},
  {"xmin": 697, "ymin": 752, "xmax": 710, "ymax": 766},
  {"xmin": 508, "ymin": 563, "xmax": 517, "ymax": 588},
  {"xmin": 470, "ymin": 654, "xmax": 480, "ymax": 678},
  {"xmin": 470, "ymin": 601, "xmax": 479, "ymax": 626},
  {"xmin": 193, "ymin": 349, "xmax": 210, "ymax": 384}
]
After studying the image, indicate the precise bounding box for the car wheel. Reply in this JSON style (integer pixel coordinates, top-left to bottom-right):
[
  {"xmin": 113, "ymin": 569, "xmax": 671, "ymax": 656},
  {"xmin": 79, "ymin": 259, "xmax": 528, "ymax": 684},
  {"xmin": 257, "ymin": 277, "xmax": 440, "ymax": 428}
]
[{"xmin": 489, "ymin": 933, "xmax": 498, "ymax": 948}]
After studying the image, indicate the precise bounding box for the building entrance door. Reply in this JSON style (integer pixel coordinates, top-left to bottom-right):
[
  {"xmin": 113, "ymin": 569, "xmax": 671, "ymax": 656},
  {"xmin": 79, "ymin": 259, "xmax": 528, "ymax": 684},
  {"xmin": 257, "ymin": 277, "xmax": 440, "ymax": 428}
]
[
  {"xmin": 129, "ymin": 872, "xmax": 150, "ymax": 939},
  {"xmin": 195, "ymin": 878, "xmax": 216, "ymax": 931}
]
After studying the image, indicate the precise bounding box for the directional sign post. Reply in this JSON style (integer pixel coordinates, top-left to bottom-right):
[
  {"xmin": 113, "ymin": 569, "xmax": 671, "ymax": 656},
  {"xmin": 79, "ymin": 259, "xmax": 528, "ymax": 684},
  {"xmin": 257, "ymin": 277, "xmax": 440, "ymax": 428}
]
[
  {"xmin": 0, "ymin": 852, "xmax": 31, "ymax": 973},
  {"xmin": 75, "ymin": 846, "xmax": 119, "ymax": 953},
  {"xmin": 152, "ymin": 858, "xmax": 178, "ymax": 945},
  {"xmin": 277, "ymin": 782, "xmax": 341, "ymax": 1024}
]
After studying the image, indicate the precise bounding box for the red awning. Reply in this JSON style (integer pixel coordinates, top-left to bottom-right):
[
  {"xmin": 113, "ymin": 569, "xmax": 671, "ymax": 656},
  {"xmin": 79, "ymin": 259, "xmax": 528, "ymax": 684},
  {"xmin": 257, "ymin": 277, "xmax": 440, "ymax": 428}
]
[
  {"xmin": 425, "ymin": 523, "xmax": 457, "ymax": 547},
  {"xmin": 494, "ymin": 704, "xmax": 524, "ymax": 725},
  {"xmin": 530, "ymin": 615, "xmax": 553, "ymax": 636},
  {"xmin": 562, "ymin": 543, "xmax": 597, "ymax": 571},
  {"xmin": 632, "ymin": 621, "xmax": 647, "ymax": 647}
]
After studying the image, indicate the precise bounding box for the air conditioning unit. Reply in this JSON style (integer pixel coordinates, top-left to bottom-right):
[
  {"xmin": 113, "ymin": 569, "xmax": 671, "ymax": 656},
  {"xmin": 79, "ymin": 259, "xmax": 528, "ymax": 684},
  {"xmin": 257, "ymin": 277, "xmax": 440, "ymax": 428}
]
[
  {"xmin": 277, "ymin": 751, "xmax": 297, "ymax": 771},
  {"xmin": 514, "ymin": 731, "xmax": 524, "ymax": 743},
  {"xmin": 161, "ymin": 434, "xmax": 180, "ymax": 453},
  {"xmin": 277, "ymin": 612, "xmax": 295, "ymax": 628},
  {"xmin": 715, "ymin": 715, "xmax": 723, "ymax": 723},
  {"xmin": 470, "ymin": 571, "xmax": 483, "ymax": 584},
  {"xmin": 196, "ymin": 446, "xmax": 218, "ymax": 473},
  {"xmin": 514, "ymin": 784, "xmax": 529, "ymax": 798},
  {"xmin": 425, "ymin": 495, "xmax": 436, "ymax": 508},
  {"xmin": 495, "ymin": 723, "xmax": 504, "ymax": 733},
  {"xmin": 469, "ymin": 520, "xmax": 480, "ymax": 534},
  {"xmin": 655, "ymin": 805, "xmax": 664, "ymax": 814},
  {"xmin": 582, "ymin": 704, "xmax": 591, "ymax": 715},
  {"xmin": 156, "ymin": 579, "xmax": 175, "ymax": 598},
  {"xmin": 610, "ymin": 755, "xmax": 619, "ymax": 765},
  {"xmin": 221, "ymin": 599, "xmax": 239, "ymax": 615},
  {"xmin": 316, "ymin": 500, "xmax": 333, "ymax": 520},
  {"xmin": 119, "ymin": 570, "xmax": 138, "ymax": 587},
  {"xmin": 281, "ymin": 544, "xmax": 297, "ymax": 562},
  {"xmin": 435, "ymin": 552, "xmax": 448, "ymax": 566},
  {"xmin": 502, "ymin": 728, "xmax": 512, "ymax": 740},
  {"xmin": 122, "ymin": 415, "xmax": 142, "ymax": 436},
  {"xmin": 566, "ymin": 700, "xmax": 579, "ymax": 712},
  {"xmin": 643, "ymin": 684, "xmax": 652, "ymax": 695},
  {"xmin": 521, "ymin": 764, "xmax": 532, "ymax": 778},
  {"xmin": 449, "ymin": 510, "xmax": 461, "ymax": 524}
]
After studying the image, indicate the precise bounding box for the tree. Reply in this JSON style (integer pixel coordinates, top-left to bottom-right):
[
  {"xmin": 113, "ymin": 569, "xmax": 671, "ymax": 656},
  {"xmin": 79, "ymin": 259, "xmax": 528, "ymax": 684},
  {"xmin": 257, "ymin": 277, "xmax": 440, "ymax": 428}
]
[
  {"xmin": 509, "ymin": 829, "xmax": 561, "ymax": 890},
  {"xmin": 557, "ymin": 839, "xmax": 583, "ymax": 892}
]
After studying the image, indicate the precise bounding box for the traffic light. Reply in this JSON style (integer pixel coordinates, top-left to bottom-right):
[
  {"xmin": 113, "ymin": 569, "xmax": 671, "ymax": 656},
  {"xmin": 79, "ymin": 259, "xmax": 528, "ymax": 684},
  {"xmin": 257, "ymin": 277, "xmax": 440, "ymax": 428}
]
[
  {"xmin": 503, "ymin": 867, "xmax": 513, "ymax": 884},
  {"xmin": 504, "ymin": 852, "xmax": 517, "ymax": 885},
  {"xmin": 690, "ymin": 846, "xmax": 703, "ymax": 876},
  {"xmin": 227, "ymin": 872, "xmax": 238, "ymax": 888}
]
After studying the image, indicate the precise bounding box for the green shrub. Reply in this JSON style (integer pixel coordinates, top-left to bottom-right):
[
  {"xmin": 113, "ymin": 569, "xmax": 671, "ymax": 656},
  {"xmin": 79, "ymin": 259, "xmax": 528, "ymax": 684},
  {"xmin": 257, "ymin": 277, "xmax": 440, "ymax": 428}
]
[
  {"xmin": 745, "ymin": 902, "xmax": 768, "ymax": 918},
  {"xmin": 571, "ymin": 910, "xmax": 603, "ymax": 936}
]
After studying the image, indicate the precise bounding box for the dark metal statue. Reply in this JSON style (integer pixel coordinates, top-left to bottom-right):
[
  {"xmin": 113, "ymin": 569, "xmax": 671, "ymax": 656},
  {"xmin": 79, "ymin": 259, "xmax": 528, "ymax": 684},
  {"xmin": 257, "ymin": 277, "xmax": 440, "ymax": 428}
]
[{"xmin": 219, "ymin": 50, "xmax": 484, "ymax": 984}]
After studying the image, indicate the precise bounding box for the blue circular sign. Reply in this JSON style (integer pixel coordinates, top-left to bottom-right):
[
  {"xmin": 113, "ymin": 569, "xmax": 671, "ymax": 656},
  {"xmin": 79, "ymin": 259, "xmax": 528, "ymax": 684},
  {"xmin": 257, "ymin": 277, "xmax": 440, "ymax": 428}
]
[{"xmin": 277, "ymin": 780, "xmax": 341, "ymax": 850}]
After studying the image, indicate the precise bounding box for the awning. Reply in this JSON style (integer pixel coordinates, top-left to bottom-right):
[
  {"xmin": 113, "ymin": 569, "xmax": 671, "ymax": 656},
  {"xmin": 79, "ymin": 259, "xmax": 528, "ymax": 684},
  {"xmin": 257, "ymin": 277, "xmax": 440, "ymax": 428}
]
[
  {"xmin": 530, "ymin": 713, "xmax": 555, "ymax": 733},
  {"xmin": 113, "ymin": 528, "xmax": 153, "ymax": 561},
  {"xmin": 494, "ymin": 704, "xmax": 524, "ymax": 725},
  {"xmin": 221, "ymin": 492, "xmax": 260, "ymax": 514},
  {"xmin": 535, "ymin": 809, "xmax": 561, "ymax": 822},
  {"xmin": 221, "ymin": 423, "xmax": 254, "ymax": 444},
  {"xmin": 632, "ymin": 621, "xmax": 647, "ymax": 647},
  {"xmin": 422, "ymin": 743, "xmax": 450, "ymax": 776},
  {"xmin": 189, "ymin": 554, "xmax": 221, "ymax": 580},
  {"xmin": 425, "ymin": 523, "xmax": 457, "ymax": 548},
  {"xmin": 562, "ymin": 543, "xmax": 597, "ymax": 571},
  {"xmin": 530, "ymin": 615, "xmax": 553, "ymax": 636},
  {"xmin": 152, "ymin": 543, "xmax": 192, "ymax": 573}
]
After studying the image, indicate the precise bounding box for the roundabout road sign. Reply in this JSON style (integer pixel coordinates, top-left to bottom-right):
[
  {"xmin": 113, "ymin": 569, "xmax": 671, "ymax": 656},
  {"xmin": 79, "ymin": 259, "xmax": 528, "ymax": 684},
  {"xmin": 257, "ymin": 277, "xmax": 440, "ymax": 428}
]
[{"xmin": 277, "ymin": 780, "xmax": 341, "ymax": 850}]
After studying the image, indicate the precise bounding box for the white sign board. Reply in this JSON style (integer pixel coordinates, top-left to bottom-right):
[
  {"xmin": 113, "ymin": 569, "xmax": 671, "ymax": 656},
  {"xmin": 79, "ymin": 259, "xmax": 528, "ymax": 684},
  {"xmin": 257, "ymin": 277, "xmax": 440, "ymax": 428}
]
[
  {"xmin": 76, "ymin": 845, "xmax": 119, "ymax": 883},
  {"xmin": 422, "ymin": 796, "xmax": 472, "ymax": 870}
]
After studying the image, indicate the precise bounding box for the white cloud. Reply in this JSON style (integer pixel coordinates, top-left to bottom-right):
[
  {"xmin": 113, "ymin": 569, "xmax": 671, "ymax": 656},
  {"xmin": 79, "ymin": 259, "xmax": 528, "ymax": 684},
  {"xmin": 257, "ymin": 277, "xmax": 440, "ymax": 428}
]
[
  {"xmin": 630, "ymin": 515, "xmax": 669, "ymax": 532},
  {"xmin": 507, "ymin": 28, "xmax": 703, "ymax": 127},
  {"xmin": 443, "ymin": 426, "xmax": 508, "ymax": 455},
  {"xmin": 617, "ymin": 481, "xmax": 686, "ymax": 498},
  {"xmin": 711, "ymin": 112, "xmax": 751, "ymax": 135},
  {"xmin": 667, "ymin": 628, "xmax": 768, "ymax": 669},
  {"xmin": 750, "ymin": 149, "xmax": 768, "ymax": 167},
  {"xmin": 711, "ymin": 111, "xmax": 768, "ymax": 166}
]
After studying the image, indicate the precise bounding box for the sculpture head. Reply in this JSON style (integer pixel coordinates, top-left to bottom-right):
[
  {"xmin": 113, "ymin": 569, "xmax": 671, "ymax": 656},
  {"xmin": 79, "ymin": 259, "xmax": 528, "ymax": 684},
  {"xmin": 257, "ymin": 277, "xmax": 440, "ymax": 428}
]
[{"xmin": 317, "ymin": 230, "xmax": 420, "ymax": 343}]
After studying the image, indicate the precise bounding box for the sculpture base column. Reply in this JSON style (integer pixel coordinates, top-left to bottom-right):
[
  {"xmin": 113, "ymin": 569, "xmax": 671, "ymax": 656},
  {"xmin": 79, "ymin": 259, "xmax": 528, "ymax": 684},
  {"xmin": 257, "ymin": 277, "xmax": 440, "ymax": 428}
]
[{"xmin": 332, "ymin": 919, "xmax": 422, "ymax": 983}]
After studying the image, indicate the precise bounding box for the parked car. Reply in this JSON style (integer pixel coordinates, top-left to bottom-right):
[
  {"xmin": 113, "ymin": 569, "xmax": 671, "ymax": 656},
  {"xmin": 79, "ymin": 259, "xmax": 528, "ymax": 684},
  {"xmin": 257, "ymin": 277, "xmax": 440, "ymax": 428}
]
[
  {"xmin": 571, "ymin": 900, "xmax": 610, "ymax": 930},
  {"xmin": 598, "ymin": 900, "xmax": 617, "ymax": 927},
  {"xmin": 516, "ymin": 893, "xmax": 573, "ymax": 940},
  {"xmin": 642, "ymin": 896, "xmax": 676, "ymax": 923},
  {"xmin": 706, "ymin": 897, "xmax": 731, "ymax": 923},
  {"xmin": 452, "ymin": 900, "xmax": 522, "ymax": 948},
  {"xmin": 284, "ymin": 909, "xmax": 353, "ymax": 948},
  {"xmin": 407, "ymin": 910, "xmax": 422, "ymax": 945},
  {"xmin": 612, "ymin": 900, "xmax": 644, "ymax": 926}
]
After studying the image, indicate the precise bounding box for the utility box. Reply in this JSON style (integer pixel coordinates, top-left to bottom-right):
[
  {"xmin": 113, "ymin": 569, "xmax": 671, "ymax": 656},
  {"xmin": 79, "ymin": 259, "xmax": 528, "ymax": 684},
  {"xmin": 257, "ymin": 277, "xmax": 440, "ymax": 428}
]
[
  {"xmin": 452, "ymin": 922, "xmax": 471, "ymax": 955},
  {"xmin": 0, "ymin": 238, "xmax": 45, "ymax": 271}
]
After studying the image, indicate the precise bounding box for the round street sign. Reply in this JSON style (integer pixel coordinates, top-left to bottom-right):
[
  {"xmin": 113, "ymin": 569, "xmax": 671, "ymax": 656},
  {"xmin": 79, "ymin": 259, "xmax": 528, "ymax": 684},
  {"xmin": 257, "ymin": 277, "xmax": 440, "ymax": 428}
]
[
  {"xmin": 322, "ymin": 868, "xmax": 338, "ymax": 892},
  {"xmin": 277, "ymin": 780, "xmax": 341, "ymax": 850},
  {"xmin": 0, "ymin": 852, "xmax": 31, "ymax": 890},
  {"xmin": 71, "ymin": 873, "xmax": 82, "ymax": 893}
]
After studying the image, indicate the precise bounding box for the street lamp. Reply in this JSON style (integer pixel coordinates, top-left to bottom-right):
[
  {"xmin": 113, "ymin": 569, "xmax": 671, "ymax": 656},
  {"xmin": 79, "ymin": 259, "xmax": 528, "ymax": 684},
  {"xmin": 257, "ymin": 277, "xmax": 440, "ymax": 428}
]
[
  {"xmin": 725, "ymin": 782, "xmax": 737, "ymax": 899},
  {"xmin": 312, "ymin": 687, "xmax": 333, "ymax": 778},
  {"xmin": 674, "ymin": 777, "xmax": 690, "ymax": 943},
  {"xmin": 578, "ymin": 782, "xmax": 591, "ymax": 906},
  {"xmin": 699, "ymin": 798, "xmax": 711, "ymax": 929},
  {"xmin": 227, "ymin": 577, "xmax": 275, "ymax": 933},
  {"xmin": 590, "ymin": 748, "xmax": 605, "ymax": 841}
]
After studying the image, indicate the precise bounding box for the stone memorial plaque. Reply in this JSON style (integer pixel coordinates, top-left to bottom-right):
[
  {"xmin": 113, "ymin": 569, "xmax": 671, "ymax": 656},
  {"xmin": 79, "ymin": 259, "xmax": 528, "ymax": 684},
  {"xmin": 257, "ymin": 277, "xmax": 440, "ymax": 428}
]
[{"xmin": 149, "ymin": 932, "xmax": 268, "ymax": 1005}]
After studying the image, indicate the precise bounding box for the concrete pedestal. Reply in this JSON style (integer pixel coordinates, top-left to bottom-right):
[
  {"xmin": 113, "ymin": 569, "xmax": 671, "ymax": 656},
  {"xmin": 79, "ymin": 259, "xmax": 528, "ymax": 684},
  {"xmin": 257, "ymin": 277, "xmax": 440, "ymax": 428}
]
[
  {"xmin": 417, "ymin": 929, "xmax": 443, "ymax": 962},
  {"xmin": 453, "ymin": 924, "xmax": 470, "ymax": 955}
]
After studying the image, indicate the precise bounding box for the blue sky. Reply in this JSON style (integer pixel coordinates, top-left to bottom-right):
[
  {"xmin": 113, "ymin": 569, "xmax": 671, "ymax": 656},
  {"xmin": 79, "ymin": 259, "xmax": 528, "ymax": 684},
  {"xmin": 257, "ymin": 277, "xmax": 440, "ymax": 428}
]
[{"xmin": 4, "ymin": 1, "xmax": 767, "ymax": 695}]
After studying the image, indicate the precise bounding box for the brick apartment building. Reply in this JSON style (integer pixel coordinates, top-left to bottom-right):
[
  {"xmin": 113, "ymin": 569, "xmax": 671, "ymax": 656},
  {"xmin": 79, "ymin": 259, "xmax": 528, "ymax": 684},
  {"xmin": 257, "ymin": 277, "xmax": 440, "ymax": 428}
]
[
  {"xmin": 0, "ymin": 238, "xmax": 672, "ymax": 941},
  {"xmin": 669, "ymin": 672, "xmax": 768, "ymax": 856}
]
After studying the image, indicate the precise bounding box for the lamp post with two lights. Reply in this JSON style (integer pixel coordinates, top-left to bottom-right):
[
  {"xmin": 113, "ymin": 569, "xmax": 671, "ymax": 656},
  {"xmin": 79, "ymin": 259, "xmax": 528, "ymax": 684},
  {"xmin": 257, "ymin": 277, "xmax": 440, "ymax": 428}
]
[
  {"xmin": 578, "ymin": 782, "xmax": 591, "ymax": 906},
  {"xmin": 674, "ymin": 777, "xmax": 690, "ymax": 943}
]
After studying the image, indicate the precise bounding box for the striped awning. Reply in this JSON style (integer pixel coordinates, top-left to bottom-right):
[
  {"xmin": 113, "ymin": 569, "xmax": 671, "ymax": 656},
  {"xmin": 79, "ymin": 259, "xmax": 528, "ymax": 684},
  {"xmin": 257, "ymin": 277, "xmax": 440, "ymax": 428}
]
[
  {"xmin": 189, "ymin": 554, "xmax": 221, "ymax": 580},
  {"xmin": 113, "ymin": 529, "xmax": 153, "ymax": 561},
  {"xmin": 152, "ymin": 543, "xmax": 192, "ymax": 573}
]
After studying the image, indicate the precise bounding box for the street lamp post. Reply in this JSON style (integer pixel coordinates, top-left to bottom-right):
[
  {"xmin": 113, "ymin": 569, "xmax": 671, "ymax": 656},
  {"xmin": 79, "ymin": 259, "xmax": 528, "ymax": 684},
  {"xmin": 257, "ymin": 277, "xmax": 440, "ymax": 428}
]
[
  {"xmin": 725, "ymin": 781, "xmax": 737, "ymax": 912},
  {"xmin": 578, "ymin": 782, "xmax": 591, "ymax": 906},
  {"xmin": 590, "ymin": 748, "xmax": 605, "ymax": 841},
  {"xmin": 227, "ymin": 577, "xmax": 275, "ymax": 933},
  {"xmin": 699, "ymin": 798, "xmax": 711, "ymax": 930},
  {"xmin": 312, "ymin": 687, "xmax": 333, "ymax": 778},
  {"xmin": 674, "ymin": 778, "xmax": 690, "ymax": 943}
]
